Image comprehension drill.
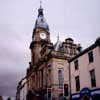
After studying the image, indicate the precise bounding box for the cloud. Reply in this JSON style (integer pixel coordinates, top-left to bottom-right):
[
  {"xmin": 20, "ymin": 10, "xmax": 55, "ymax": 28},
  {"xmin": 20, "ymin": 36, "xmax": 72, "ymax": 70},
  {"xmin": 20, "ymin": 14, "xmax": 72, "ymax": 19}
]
[{"xmin": 0, "ymin": 73, "xmax": 17, "ymax": 96}]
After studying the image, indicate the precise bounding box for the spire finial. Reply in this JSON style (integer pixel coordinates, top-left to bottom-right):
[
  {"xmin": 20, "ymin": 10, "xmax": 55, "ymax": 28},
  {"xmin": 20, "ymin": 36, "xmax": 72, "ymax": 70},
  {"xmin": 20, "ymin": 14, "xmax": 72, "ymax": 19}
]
[
  {"xmin": 40, "ymin": 0, "xmax": 42, "ymax": 8},
  {"xmin": 38, "ymin": 0, "xmax": 43, "ymax": 17}
]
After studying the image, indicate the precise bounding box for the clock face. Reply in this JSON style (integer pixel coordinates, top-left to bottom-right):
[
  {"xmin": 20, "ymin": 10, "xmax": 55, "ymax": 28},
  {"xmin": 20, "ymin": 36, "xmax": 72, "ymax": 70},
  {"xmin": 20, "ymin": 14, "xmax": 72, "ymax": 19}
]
[{"xmin": 40, "ymin": 32, "xmax": 46, "ymax": 39}]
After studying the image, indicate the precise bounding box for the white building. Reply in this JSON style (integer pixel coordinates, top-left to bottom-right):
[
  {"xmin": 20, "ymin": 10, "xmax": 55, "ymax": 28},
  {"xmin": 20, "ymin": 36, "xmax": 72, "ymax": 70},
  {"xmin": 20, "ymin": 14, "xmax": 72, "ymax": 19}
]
[{"xmin": 69, "ymin": 37, "xmax": 100, "ymax": 100}]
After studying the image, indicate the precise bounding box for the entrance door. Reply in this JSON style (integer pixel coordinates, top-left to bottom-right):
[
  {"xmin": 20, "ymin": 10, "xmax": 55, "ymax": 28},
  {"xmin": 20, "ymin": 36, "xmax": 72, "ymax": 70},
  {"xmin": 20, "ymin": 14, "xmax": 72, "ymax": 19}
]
[
  {"xmin": 81, "ymin": 95, "xmax": 90, "ymax": 100},
  {"xmin": 47, "ymin": 88, "xmax": 52, "ymax": 100}
]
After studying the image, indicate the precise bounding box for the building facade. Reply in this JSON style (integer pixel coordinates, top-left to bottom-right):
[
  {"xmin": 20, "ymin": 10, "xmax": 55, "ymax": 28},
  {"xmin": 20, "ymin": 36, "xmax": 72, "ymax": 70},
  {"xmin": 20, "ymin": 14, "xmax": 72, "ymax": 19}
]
[
  {"xmin": 69, "ymin": 38, "xmax": 100, "ymax": 100},
  {"xmin": 26, "ymin": 5, "xmax": 78, "ymax": 100},
  {"xmin": 16, "ymin": 4, "xmax": 100, "ymax": 100}
]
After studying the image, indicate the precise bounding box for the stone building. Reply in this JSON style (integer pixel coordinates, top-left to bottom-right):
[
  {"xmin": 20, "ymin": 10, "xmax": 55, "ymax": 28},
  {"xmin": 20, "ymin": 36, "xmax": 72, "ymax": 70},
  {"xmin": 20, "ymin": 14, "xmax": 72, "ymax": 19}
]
[
  {"xmin": 16, "ymin": 4, "xmax": 100, "ymax": 100},
  {"xmin": 16, "ymin": 77, "xmax": 27, "ymax": 100},
  {"xmin": 26, "ymin": 5, "xmax": 78, "ymax": 100}
]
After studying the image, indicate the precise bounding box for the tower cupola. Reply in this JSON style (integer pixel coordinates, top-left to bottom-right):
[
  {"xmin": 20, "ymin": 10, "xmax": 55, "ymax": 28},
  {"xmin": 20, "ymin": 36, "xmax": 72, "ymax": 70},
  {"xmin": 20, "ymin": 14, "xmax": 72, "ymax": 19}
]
[{"xmin": 35, "ymin": 4, "xmax": 49, "ymax": 31}]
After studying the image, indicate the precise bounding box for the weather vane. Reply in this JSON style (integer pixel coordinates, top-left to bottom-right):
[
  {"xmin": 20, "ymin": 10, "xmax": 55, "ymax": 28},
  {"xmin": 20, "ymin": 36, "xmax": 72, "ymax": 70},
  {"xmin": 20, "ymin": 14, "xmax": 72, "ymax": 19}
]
[{"xmin": 40, "ymin": 0, "xmax": 42, "ymax": 8}]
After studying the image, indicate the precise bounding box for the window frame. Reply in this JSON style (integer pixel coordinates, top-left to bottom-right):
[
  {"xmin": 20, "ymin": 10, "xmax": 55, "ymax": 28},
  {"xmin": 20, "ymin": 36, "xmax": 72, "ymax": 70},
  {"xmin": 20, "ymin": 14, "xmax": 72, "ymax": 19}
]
[
  {"xmin": 74, "ymin": 60, "xmax": 79, "ymax": 70},
  {"xmin": 75, "ymin": 76, "xmax": 80, "ymax": 91},
  {"xmin": 58, "ymin": 69, "xmax": 64, "ymax": 89},
  {"xmin": 90, "ymin": 69, "xmax": 96, "ymax": 87},
  {"xmin": 88, "ymin": 51, "xmax": 94, "ymax": 63}
]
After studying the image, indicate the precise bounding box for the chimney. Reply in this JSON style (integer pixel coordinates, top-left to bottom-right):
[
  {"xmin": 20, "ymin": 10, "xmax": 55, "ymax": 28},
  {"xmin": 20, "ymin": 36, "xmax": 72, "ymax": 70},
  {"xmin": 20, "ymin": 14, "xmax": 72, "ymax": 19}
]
[{"xmin": 95, "ymin": 37, "xmax": 100, "ymax": 45}]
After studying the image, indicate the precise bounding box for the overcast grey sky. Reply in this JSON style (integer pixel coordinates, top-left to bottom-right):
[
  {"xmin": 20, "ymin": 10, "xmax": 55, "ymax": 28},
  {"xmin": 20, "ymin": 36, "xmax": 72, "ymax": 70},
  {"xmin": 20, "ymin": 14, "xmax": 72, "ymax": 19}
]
[{"xmin": 0, "ymin": 0, "xmax": 100, "ymax": 97}]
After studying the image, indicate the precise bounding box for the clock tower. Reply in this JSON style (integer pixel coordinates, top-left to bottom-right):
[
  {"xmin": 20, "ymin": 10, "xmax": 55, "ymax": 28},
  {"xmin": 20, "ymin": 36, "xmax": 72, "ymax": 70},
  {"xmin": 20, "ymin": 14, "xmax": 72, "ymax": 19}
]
[{"xmin": 30, "ymin": 5, "xmax": 51, "ymax": 65}]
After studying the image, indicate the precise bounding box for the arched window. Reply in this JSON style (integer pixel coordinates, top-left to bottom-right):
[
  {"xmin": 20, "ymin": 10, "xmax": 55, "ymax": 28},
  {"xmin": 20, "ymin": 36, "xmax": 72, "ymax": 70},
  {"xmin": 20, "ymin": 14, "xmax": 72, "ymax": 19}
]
[{"xmin": 58, "ymin": 69, "xmax": 64, "ymax": 88}]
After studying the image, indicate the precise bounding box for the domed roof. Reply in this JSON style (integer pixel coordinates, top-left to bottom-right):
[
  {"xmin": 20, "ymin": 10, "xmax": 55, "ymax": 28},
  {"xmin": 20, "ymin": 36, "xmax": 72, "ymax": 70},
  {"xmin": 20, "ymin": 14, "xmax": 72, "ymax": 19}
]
[
  {"xmin": 35, "ymin": 6, "xmax": 49, "ymax": 31},
  {"xmin": 35, "ymin": 16, "xmax": 49, "ymax": 30}
]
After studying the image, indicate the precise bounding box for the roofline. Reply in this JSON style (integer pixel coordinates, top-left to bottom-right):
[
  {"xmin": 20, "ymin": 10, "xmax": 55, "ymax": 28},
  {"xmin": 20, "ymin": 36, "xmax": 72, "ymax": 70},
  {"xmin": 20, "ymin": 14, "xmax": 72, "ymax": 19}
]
[
  {"xmin": 69, "ymin": 40, "xmax": 100, "ymax": 62},
  {"xmin": 18, "ymin": 76, "xmax": 27, "ymax": 85}
]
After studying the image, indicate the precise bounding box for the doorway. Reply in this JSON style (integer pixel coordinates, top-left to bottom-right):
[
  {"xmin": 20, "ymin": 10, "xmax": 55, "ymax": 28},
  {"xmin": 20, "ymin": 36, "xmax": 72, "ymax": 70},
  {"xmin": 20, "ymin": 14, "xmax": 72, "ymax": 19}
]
[{"xmin": 81, "ymin": 95, "xmax": 90, "ymax": 100}]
